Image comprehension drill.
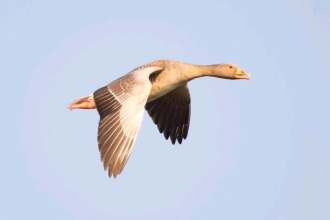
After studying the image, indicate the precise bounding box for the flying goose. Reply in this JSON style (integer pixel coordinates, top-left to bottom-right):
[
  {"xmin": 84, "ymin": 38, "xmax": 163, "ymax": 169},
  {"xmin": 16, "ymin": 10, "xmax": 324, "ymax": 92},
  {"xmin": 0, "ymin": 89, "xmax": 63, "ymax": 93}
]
[{"xmin": 68, "ymin": 59, "xmax": 250, "ymax": 177}]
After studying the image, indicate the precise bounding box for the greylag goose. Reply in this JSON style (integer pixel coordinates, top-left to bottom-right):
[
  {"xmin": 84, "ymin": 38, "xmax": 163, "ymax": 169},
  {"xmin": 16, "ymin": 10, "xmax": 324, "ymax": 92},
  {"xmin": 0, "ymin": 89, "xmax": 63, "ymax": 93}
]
[{"xmin": 68, "ymin": 59, "xmax": 250, "ymax": 177}]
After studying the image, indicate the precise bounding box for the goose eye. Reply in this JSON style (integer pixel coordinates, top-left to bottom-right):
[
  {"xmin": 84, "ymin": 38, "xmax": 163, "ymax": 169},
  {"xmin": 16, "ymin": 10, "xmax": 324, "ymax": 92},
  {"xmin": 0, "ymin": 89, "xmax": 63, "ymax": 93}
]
[{"xmin": 229, "ymin": 66, "xmax": 233, "ymax": 69}]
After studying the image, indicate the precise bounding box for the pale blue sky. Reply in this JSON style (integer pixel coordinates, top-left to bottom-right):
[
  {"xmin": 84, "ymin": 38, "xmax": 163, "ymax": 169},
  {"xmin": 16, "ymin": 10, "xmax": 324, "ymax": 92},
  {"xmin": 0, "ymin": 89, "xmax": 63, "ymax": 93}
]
[{"xmin": 1, "ymin": 0, "xmax": 330, "ymax": 219}]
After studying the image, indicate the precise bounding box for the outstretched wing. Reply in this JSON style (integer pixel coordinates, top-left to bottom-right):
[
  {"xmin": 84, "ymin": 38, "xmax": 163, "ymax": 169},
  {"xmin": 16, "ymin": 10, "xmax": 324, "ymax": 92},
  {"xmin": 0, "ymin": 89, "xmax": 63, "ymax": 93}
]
[
  {"xmin": 145, "ymin": 84, "xmax": 191, "ymax": 144},
  {"xmin": 93, "ymin": 67, "xmax": 163, "ymax": 177}
]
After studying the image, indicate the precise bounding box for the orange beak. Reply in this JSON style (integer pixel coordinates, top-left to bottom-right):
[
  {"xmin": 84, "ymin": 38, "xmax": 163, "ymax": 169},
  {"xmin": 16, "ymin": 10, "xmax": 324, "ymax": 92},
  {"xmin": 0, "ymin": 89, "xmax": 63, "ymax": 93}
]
[{"xmin": 235, "ymin": 67, "xmax": 250, "ymax": 80}]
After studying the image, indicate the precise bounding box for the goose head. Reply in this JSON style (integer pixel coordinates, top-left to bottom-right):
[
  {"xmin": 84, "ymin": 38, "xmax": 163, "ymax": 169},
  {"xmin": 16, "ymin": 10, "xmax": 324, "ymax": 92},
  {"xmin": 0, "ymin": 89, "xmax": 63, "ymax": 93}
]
[{"xmin": 212, "ymin": 64, "xmax": 250, "ymax": 80}]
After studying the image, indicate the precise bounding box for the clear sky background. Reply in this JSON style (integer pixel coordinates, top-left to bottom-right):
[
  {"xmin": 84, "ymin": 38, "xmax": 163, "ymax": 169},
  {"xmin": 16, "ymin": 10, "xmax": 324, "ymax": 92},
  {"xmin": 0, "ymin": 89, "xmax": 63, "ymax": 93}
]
[{"xmin": 1, "ymin": 0, "xmax": 330, "ymax": 219}]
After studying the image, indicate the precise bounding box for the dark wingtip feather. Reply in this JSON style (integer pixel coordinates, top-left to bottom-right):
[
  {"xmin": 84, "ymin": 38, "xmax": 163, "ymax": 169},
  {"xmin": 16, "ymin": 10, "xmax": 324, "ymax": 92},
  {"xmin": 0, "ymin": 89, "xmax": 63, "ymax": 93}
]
[
  {"xmin": 157, "ymin": 123, "xmax": 163, "ymax": 133},
  {"xmin": 145, "ymin": 85, "xmax": 191, "ymax": 146},
  {"xmin": 163, "ymin": 130, "xmax": 170, "ymax": 140},
  {"xmin": 177, "ymin": 126, "xmax": 183, "ymax": 144},
  {"xmin": 170, "ymin": 126, "xmax": 178, "ymax": 144},
  {"xmin": 182, "ymin": 123, "xmax": 189, "ymax": 139},
  {"xmin": 170, "ymin": 130, "xmax": 176, "ymax": 144}
]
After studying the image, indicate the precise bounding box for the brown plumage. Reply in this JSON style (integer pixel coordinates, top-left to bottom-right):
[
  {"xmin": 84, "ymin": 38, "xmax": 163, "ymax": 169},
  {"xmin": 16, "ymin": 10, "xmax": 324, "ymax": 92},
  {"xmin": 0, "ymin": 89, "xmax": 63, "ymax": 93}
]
[{"xmin": 68, "ymin": 59, "xmax": 250, "ymax": 178}]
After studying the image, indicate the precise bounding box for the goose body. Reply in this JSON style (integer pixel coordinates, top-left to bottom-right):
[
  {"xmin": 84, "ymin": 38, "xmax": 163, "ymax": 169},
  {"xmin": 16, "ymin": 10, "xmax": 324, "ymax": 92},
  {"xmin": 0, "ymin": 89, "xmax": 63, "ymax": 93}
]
[{"xmin": 68, "ymin": 59, "xmax": 250, "ymax": 177}]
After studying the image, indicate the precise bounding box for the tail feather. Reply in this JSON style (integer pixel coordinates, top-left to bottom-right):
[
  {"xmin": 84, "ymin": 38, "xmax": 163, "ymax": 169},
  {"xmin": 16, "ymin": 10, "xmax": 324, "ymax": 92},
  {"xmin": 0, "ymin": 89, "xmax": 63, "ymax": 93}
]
[{"xmin": 68, "ymin": 94, "xmax": 95, "ymax": 110}]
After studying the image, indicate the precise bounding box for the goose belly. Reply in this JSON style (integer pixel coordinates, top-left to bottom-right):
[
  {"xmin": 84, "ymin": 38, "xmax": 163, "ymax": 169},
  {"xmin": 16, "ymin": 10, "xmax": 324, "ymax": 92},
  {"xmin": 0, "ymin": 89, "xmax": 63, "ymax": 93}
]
[{"xmin": 147, "ymin": 80, "xmax": 184, "ymax": 102}]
